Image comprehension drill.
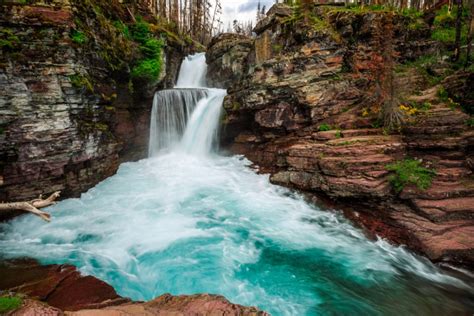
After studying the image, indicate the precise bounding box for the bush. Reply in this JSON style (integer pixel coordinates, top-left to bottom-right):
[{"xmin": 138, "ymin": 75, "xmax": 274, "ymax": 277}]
[
  {"xmin": 318, "ymin": 123, "xmax": 332, "ymax": 131},
  {"xmin": 140, "ymin": 38, "xmax": 163, "ymax": 59},
  {"xmin": 386, "ymin": 158, "xmax": 436, "ymax": 192},
  {"xmin": 0, "ymin": 296, "xmax": 22, "ymax": 313},
  {"xmin": 130, "ymin": 17, "xmax": 151, "ymax": 44},
  {"xmin": 432, "ymin": 5, "xmax": 468, "ymax": 44}
]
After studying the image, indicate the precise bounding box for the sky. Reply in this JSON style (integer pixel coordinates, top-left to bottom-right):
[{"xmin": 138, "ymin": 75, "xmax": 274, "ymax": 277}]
[{"xmin": 220, "ymin": 0, "xmax": 276, "ymax": 28}]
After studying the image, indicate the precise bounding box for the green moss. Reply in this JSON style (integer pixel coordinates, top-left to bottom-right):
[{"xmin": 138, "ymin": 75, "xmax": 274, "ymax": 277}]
[
  {"xmin": 70, "ymin": 30, "xmax": 88, "ymax": 44},
  {"xmin": 335, "ymin": 130, "xmax": 342, "ymax": 138},
  {"xmin": 140, "ymin": 38, "xmax": 164, "ymax": 59},
  {"xmin": 0, "ymin": 28, "xmax": 20, "ymax": 50},
  {"xmin": 130, "ymin": 16, "xmax": 151, "ymax": 44},
  {"xmin": 466, "ymin": 117, "xmax": 474, "ymax": 127},
  {"xmin": 386, "ymin": 158, "xmax": 436, "ymax": 192},
  {"xmin": 272, "ymin": 44, "xmax": 283, "ymax": 54},
  {"xmin": 69, "ymin": 74, "xmax": 94, "ymax": 92},
  {"xmin": 132, "ymin": 58, "xmax": 161, "ymax": 81},
  {"xmin": 113, "ymin": 20, "xmax": 131, "ymax": 39},
  {"xmin": 318, "ymin": 123, "xmax": 332, "ymax": 131},
  {"xmin": 0, "ymin": 296, "xmax": 22, "ymax": 313}
]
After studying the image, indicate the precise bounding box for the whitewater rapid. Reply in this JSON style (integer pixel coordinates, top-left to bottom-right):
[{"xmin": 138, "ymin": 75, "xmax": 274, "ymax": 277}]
[{"xmin": 0, "ymin": 53, "xmax": 473, "ymax": 315}]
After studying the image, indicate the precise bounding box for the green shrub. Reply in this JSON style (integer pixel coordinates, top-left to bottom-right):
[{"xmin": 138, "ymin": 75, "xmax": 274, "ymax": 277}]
[
  {"xmin": 113, "ymin": 20, "xmax": 131, "ymax": 39},
  {"xmin": 318, "ymin": 123, "xmax": 332, "ymax": 131},
  {"xmin": 432, "ymin": 5, "xmax": 468, "ymax": 44},
  {"xmin": 140, "ymin": 38, "xmax": 163, "ymax": 59},
  {"xmin": 0, "ymin": 296, "xmax": 22, "ymax": 313},
  {"xmin": 0, "ymin": 28, "xmax": 20, "ymax": 49},
  {"xmin": 386, "ymin": 158, "xmax": 436, "ymax": 192},
  {"xmin": 130, "ymin": 17, "xmax": 151, "ymax": 44},
  {"xmin": 132, "ymin": 58, "xmax": 161, "ymax": 81},
  {"xmin": 437, "ymin": 86, "xmax": 449, "ymax": 101},
  {"xmin": 70, "ymin": 30, "xmax": 88, "ymax": 44}
]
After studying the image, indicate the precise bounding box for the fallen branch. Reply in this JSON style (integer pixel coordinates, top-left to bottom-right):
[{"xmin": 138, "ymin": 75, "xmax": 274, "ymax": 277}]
[{"xmin": 0, "ymin": 191, "xmax": 61, "ymax": 222}]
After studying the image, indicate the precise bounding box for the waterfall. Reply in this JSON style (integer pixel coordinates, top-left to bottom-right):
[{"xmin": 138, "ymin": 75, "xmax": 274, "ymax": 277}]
[
  {"xmin": 148, "ymin": 89, "xmax": 208, "ymax": 156},
  {"xmin": 148, "ymin": 53, "xmax": 225, "ymax": 156},
  {"xmin": 175, "ymin": 53, "xmax": 208, "ymax": 88}
]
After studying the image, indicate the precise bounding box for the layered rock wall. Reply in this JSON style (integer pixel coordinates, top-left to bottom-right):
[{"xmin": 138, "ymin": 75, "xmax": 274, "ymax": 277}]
[
  {"xmin": 210, "ymin": 4, "xmax": 474, "ymax": 268},
  {"xmin": 0, "ymin": 0, "xmax": 186, "ymax": 204}
]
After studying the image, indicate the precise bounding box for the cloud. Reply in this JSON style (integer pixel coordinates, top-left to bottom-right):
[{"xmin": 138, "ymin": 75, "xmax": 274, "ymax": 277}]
[
  {"xmin": 238, "ymin": 0, "xmax": 274, "ymax": 13},
  {"xmin": 219, "ymin": 0, "xmax": 275, "ymax": 27}
]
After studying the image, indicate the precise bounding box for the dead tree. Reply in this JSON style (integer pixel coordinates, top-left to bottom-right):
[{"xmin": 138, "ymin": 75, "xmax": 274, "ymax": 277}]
[{"xmin": 0, "ymin": 191, "xmax": 61, "ymax": 222}]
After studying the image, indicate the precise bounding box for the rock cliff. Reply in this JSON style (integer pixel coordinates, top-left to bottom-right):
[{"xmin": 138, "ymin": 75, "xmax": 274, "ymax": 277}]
[
  {"xmin": 0, "ymin": 0, "xmax": 188, "ymax": 205},
  {"xmin": 209, "ymin": 4, "xmax": 474, "ymax": 269}
]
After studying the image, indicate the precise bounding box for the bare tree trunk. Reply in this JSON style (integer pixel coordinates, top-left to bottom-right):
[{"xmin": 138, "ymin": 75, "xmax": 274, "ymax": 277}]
[
  {"xmin": 453, "ymin": 0, "xmax": 464, "ymax": 61},
  {"xmin": 0, "ymin": 192, "xmax": 61, "ymax": 222},
  {"xmin": 466, "ymin": 0, "xmax": 474, "ymax": 65}
]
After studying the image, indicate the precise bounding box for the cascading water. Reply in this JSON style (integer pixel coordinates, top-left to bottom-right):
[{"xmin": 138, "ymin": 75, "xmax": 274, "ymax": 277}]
[
  {"xmin": 148, "ymin": 88, "xmax": 208, "ymax": 156},
  {"xmin": 148, "ymin": 53, "xmax": 224, "ymax": 156},
  {"xmin": 1, "ymin": 54, "xmax": 473, "ymax": 315}
]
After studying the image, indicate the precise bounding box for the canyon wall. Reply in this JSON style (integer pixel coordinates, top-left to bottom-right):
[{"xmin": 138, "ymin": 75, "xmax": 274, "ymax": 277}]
[
  {"xmin": 209, "ymin": 4, "xmax": 474, "ymax": 269},
  {"xmin": 0, "ymin": 0, "xmax": 186, "ymax": 205}
]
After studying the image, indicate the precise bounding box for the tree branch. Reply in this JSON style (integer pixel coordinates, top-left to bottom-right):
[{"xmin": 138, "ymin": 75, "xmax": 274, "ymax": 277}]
[{"xmin": 0, "ymin": 191, "xmax": 61, "ymax": 222}]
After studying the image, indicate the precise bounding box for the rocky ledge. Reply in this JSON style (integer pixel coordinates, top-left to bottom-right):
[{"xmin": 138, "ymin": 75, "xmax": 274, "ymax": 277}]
[
  {"xmin": 0, "ymin": 260, "xmax": 267, "ymax": 315},
  {"xmin": 208, "ymin": 4, "xmax": 474, "ymax": 269}
]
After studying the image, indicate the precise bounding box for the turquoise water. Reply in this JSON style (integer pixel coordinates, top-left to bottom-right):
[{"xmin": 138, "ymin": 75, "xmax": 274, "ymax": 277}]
[
  {"xmin": 1, "ymin": 53, "xmax": 473, "ymax": 314},
  {"xmin": 0, "ymin": 153, "xmax": 473, "ymax": 315}
]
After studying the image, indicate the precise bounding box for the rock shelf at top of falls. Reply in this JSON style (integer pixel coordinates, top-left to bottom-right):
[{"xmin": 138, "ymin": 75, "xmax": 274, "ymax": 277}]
[{"xmin": 1, "ymin": 53, "xmax": 474, "ymax": 315}]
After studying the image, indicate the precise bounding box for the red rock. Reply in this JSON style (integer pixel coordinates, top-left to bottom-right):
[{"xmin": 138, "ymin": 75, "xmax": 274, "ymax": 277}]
[
  {"xmin": 68, "ymin": 294, "xmax": 268, "ymax": 316},
  {"xmin": 0, "ymin": 260, "xmax": 127, "ymax": 311}
]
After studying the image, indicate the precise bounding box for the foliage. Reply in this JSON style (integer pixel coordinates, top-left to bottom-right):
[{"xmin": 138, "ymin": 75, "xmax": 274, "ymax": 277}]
[
  {"xmin": 130, "ymin": 17, "xmax": 151, "ymax": 44},
  {"xmin": 69, "ymin": 74, "xmax": 94, "ymax": 92},
  {"xmin": 70, "ymin": 30, "xmax": 88, "ymax": 44},
  {"xmin": 318, "ymin": 123, "xmax": 332, "ymax": 131},
  {"xmin": 431, "ymin": 5, "xmax": 468, "ymax": 45},
  {"xmin": 113, "ymin": 20, "xmax": 131, "ymax": 39},
  {"xmin": 0, "ymin": 28, "xmax": 20, "ymax": 50},
  {"xmin": 335, "ymin": 130, "xmax": 342, "ymax": 138},
  {"xmin": 0, "ymin": 296, "xmax": 22, "ymax": 313},
  {"xmin": 386, "ymin": 158, "xmax": 436, "ymax": 192},
  {"xmin": 140, "ymin": 38, "xmax": 164, "ymax": 59},
  {"xmin": 467, "ymin": 117, "xmax": 474, "ymax": 127},
  {"xmin": 132, "ymin": 59, "xmax": 161, "ymax": 81},
  {"xmin": 437, "ymin": 86, "xmax": 449, "ymax": 101}
]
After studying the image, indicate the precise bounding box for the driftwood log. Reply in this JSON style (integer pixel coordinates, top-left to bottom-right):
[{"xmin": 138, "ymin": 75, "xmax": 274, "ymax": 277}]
[{"xmin": 0, "ymin": 191, "xmax": 60, "ymax": 222}]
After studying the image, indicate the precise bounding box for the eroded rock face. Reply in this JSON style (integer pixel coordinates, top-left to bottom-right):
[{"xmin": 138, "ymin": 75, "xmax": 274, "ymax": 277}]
[
  {"xmin": 206, "ymin": 33, "xmax": 253, "ymax": 89},
  {"xmin": 210, "ymin": 4, "xmax": 474, "ymax": 268},
  {"xmin": 0, "ymin": 260, "xmax": 128, "ymax": 311},
  {"xmin": 1, "ymin": 260, "xmax": 268, "ymax": 316},
  {"xmin": 0, "ymin": 0, "xmax": 184, "ymax": 204}
]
